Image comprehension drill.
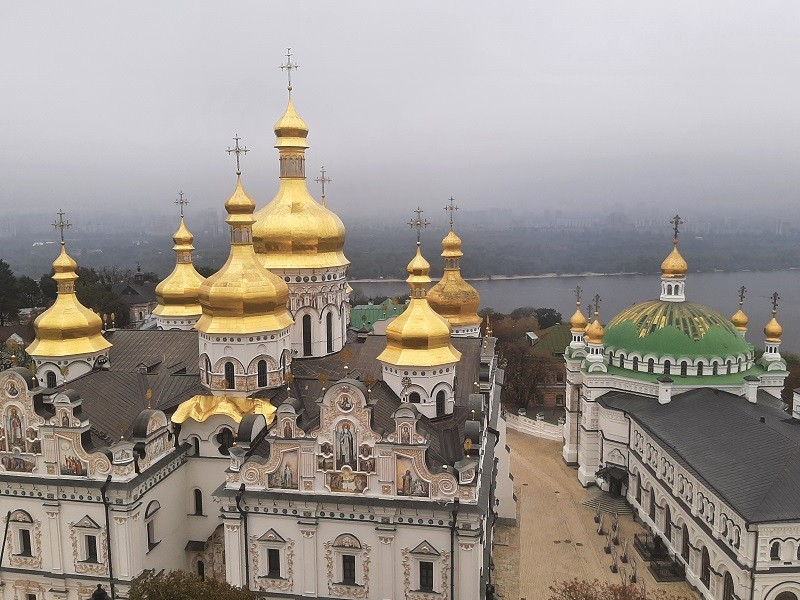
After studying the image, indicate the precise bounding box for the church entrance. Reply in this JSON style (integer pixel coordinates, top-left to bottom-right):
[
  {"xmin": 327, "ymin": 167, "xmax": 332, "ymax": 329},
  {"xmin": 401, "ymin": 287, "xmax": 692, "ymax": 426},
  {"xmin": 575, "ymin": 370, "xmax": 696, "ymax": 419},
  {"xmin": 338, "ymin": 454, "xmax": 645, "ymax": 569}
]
[{"xmin": 302, "ymin": 314, "xmax": 312, "ymax": 356}]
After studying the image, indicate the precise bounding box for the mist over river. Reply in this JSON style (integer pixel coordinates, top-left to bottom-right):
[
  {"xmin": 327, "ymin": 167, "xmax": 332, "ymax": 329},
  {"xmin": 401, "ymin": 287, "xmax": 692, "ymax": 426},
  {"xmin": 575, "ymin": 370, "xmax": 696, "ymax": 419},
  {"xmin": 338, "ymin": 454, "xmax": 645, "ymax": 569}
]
[{"xmin": 351, "ymin": 270, "xmax": 800, "ymax": 354}]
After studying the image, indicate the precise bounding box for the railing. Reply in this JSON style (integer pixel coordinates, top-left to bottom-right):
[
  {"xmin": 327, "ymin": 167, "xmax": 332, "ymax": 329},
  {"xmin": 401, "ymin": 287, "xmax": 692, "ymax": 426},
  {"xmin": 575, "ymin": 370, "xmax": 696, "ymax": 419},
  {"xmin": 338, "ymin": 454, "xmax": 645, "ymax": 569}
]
[
  {"xmin": 649, "ymin": 557, "xmax": 686, "ymax": 582},
  {"xmin": 505, "ymin": 412, "xmax": 563, "ymax": 441},
  {"xmin": 633, "ymin": 533, "xmax": 670, "ymax": 561}
]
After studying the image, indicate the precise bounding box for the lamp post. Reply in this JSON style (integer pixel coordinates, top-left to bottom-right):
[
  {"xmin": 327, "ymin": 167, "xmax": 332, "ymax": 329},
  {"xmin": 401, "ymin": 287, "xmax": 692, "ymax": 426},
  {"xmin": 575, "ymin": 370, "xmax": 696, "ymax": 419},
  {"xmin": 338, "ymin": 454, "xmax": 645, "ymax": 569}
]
[{"xmin": 90, "ymin": 584, "xmax": 111, "ymax": 600}]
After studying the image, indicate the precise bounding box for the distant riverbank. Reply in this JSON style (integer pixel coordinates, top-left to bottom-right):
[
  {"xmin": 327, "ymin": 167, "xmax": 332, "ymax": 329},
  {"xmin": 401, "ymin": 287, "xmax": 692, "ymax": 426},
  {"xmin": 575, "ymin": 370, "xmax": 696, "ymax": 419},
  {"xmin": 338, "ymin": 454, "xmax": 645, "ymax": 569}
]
[{"xmin": 350, "ymin": 271, "xmax": 641, "ymax": 284}]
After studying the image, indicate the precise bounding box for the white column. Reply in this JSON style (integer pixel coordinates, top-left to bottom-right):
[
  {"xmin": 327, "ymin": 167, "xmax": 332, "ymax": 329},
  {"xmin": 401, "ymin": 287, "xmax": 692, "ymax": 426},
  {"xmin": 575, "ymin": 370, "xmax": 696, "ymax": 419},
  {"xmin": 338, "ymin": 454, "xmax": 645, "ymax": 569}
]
[
  {"xmin": 299, "ymin": 523, "xmax": 318, "ymax": 596},
  {"xmin": 377, "ymin": 532, "xmax": 395, "ymax": 600},
  {"xmin": 224, "ymin": 520, "xmax": 244, "ymax": 587},
  {"xmin": 456, "ymin": 535, "xmax": 480, "ymax": 599},
  {"xmin": 112, "ymin": 514, "xmax": 131, "ymax": 579},
  {"xmin": 44, "ymin": 504, "xmax": 63, "ymax": 574}
]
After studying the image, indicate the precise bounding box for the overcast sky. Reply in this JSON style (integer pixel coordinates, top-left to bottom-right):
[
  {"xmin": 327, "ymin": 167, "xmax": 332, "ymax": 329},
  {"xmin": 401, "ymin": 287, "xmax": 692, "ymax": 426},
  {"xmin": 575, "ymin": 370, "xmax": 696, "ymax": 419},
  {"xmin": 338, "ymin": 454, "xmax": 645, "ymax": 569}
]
[{"xmin": 1, "ymin": 1, "xmax": 799, "ymax": 225}]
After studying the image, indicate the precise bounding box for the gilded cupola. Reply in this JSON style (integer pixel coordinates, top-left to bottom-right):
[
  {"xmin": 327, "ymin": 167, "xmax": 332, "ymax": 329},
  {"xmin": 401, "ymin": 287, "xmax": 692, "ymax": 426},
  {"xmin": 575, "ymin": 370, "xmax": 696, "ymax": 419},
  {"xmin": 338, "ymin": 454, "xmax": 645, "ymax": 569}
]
[
  {"xmin": 660, "ymin": 241, "xmax": 688, "ymax": 278},
  {"xmin": 427, "ymin": 201, "xmax": 481, "ymax": 336},
  {"xmin": 377, "ymin": 242, "xmax": 462, "ymax": 367},
  {"xmin": 570, "ymin": 301, "xmax": 587, "ymax": 332},
  {"xmin": 585, "ymin": 311, "xmax": 605, "ymax": 345},
  {"xmin": 196, "ymin": 176, "xmax": 294, "ymax": 335},
  {"xmin": 153, "ymin": 213, "xmax": 205, "ymax": 325},
  {"xmin": 731, "ymin": 285, "xmax": 748, "ymax": 334},
  {"xmin": 252, "ymin": 86, "xmax": 348, "ymax": 270},
  {"xmin": 764, "ymin": 309, "xmax": 783, "ymax": 343},
  {"xmin": 27, "ymin": 241, "xmax": 111, "ymax": 359}
]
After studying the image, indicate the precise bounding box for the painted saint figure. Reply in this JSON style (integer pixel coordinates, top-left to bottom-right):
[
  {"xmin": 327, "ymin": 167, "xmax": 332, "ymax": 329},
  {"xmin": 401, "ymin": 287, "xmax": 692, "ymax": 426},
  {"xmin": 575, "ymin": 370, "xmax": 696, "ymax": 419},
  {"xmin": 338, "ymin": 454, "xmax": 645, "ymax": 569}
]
[
  {"xmin": 7, "ymin": 408, "xmax": 23, "ymax": 449},
  {"xmin": 337, "ymin": 422, "xmax": 355, "ymax": 469},
  {"xmin": 281, "ymin": 463, "xmax": 294, "ymax": 488},
  {"xmin": 402, "ymin": 469, "xmax": 413, "ymax": 495}
]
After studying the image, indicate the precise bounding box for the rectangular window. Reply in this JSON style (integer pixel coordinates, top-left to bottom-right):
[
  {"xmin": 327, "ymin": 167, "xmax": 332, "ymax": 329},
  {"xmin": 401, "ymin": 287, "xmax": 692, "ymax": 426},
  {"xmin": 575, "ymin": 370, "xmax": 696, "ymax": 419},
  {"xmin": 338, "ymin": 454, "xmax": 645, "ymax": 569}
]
[
  {"xmin": 19, "ymin": 529, "xmax": 32, "ymax": 556},
  {"xmin": 419, "ymin": 560, "xmax": 434, "ymax": 592},
  {"xmin": 26, "ymin": 594, "xmax": 37, "ymax": 600},
  {"xmin": 267, "ymin": 548, "xmax": 281, "ymax": 578},
  {"xmin": 555, "ymin": 394, "xmax": 565, "ymax": 405},
  {"xmin": 342, "ymin": 554, "xmax": 356, "ymax": 585},
  {"xmin": 86, "ymin": 534, "xmax": 98, "ymax": 562}
]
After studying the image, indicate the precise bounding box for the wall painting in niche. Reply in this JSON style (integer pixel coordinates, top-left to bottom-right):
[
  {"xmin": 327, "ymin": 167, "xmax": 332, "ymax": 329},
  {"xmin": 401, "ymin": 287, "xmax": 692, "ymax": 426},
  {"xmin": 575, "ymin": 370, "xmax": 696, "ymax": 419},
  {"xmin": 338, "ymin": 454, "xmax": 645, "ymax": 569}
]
[
  {"xmin": 396, "ymin": 455, "xmax": 429, "ymax": 497},
  {"xmin": 269, "ymin": 449, "xmax": 298, "ymax": 490},
  {"xmin": 58, "ymin": 437, "xmax": 88, "ymax": 476},
  {"xmin": 326, "ymin": 466, "xmax": 368, "ymax": 493},
  {"xmin": 335, "ymin": 420, "xmax": 356, "ymax": 470}
]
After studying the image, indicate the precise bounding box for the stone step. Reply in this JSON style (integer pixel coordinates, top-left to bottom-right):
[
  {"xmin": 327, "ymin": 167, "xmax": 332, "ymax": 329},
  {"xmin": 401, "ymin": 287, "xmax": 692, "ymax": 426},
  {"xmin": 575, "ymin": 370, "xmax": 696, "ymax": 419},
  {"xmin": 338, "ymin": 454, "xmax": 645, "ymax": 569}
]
[{"xmin": 582, "ymin": 492, "xmax": 634, "ymax": 516}]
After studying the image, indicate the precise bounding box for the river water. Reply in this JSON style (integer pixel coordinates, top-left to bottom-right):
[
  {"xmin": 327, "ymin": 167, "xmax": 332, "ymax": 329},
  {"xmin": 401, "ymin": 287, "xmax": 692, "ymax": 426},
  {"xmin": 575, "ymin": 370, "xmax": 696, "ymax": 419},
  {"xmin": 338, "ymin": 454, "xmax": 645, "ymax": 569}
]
[{"xmin": 351, "ymin": 270, "xmax": 800, "ymax": 354}]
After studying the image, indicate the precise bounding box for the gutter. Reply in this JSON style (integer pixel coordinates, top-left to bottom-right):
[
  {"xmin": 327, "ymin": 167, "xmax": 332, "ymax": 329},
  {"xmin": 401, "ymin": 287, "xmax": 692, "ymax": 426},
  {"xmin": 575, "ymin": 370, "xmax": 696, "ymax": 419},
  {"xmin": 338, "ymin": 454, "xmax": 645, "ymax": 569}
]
[
  {"xmin": 451, "ymin": 497, "xmax": 459, "ymax": 600},
  {"xmin": 0, "ymin": 510, "xmax": 10, "ymax": 569},
  {"xmin": 235, "ymin": 484, "xmax": 250, "ymax": 588},
  {"xmin": 101, "ymin": 475, "xmax": 115, "ymax": 599}
]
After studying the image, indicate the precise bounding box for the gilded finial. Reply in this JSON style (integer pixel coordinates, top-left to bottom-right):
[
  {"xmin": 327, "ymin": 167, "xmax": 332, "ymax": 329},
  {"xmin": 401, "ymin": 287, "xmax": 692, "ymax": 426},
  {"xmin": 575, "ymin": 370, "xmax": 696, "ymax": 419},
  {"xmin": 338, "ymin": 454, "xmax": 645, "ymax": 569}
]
[
  {"xmin": 444, "ymin": 197, "xmax": 459, "ymax": 230},
  {"xmin": 53, "ymin": 209, "xmax": 71, "ymax": 244},
  {"xmin": 771, "ymin": 291, "xmax": 780, "ymax": 313},
  {"xmin": 175, "ymin": 191, "xmax": 189, "ymax": 218},
  {"xmin": 593, "ymin": 294, "xmax": 601, "ymax": 317},
  {"xmin": 226, "ymin": 134, "xmax": 249, "ymax": 176},
  {"xmin": 731, "ymin": 285, "xmax": 749, "ymax": 332},
  {"xmin": 764, "ymin": 291, "xmax": 783, "ymax": 342},
  {"xmin": 315, "ymin": 166, "xmax": 332, "ymax": 206},
  {"xmin": 408, "ymin": 207, "xmax": 430, "ymax": 245},
  {"xmin": 575, "ymin": 286, "xmax": 583, "ymax": 307},
  {"xmin": 738, "ymin": 285, "xmax": 747, "ymax": 307},
  {"xmin": 280, "ymin": 47, "xmax": 299, "ymax": 94},
  {"xmin": 670, "ymin": 214, "xmax": 683, "ymax": 245}
]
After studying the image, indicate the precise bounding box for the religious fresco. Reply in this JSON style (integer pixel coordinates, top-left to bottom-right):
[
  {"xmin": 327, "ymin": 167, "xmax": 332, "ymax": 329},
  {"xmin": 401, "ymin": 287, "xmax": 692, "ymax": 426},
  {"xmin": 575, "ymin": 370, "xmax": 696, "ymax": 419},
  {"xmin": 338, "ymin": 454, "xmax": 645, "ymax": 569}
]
[
  {"xmin": 358, "ymin": 457, "xmax": 375, "ymax": 473},
  {"xmin": 58, "ymin": 437, "xmax": 88, "ymax": 476},
  {"xmin": 396, "ymin": 455, "xmax": 429, "ymax": 497},
  {"xmin": 335, "ymin": 420, "xmax": 356, "ymax": 470},
  {"xmin": 337, "ymin": 394, "xmax": 354, "ymax": 412},
  {"xmin": 326, "ymin": 465, "xmax": 368, "ymax": 493},
  {"xmin": 317, "ymin": 455, "xmax": 334, "ymax": 471},
  {"xmin": 269, "ymin": 449, "xmax": 298, "ymax": 490},
  {"xmin": 0, "ymin": 454, "xmax": 35, "ymax": 473},
  {"xmin": 3, "ymin": 379, "xmax": 20, "ymax": 399},
  {"xmin": 6, "ymin": 407, "xmax": 24, "ymax": 451}
]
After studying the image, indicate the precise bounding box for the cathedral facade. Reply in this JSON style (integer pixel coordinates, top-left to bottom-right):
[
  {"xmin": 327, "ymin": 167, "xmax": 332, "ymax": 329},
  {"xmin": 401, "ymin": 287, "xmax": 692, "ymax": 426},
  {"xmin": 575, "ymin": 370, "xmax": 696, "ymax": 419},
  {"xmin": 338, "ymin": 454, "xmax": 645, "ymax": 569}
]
[{"xmin": 0, "ymin": 78, "xmax": 514, "ymax": 600}]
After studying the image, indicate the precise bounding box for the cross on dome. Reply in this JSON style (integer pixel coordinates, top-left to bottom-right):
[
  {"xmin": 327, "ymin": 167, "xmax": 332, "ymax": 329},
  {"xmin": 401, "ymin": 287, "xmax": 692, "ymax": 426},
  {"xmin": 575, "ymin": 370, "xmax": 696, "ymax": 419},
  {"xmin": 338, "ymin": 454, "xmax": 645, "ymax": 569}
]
[
  {"xmin": 226, "ymin": 134, "xmax": 249, "ymax": 175},
  {"xmin": 315, "ymin": 166, "xmax": 332, "ymax": 205},
  {"xmin": 408, "ymin": 207, "xmax": 430, "ymax": 245},
  {"xmin": 574, "ymin": 285, "xmax": 583, "ymax": 305},
  {"xmin": 175, "ymin": 191, "xmax": 189, "ymax": 217},
  {"xmin": 671, "ymin": 214, "xmax": 683, "ymax": 242},
  {"xmin": 738, "ymin": 285, "xmax": 747, "ymax": 306},
  {"xmin": 771, "ymin": 291, "xmax": 780, "ymax": 313},
  {"xmin": 53, "ymin": 209, "xmax": 71, "ymax": 243},
  {"xmin": 280, "ymin": 47, "xmax": 299, "ymax": 93},
  {"xmin": 593, "ymin": 293, "xmax": 602, "ymax": 316},
  {"xmin": 444, "ymin": 197, "xmax": 459, "ymax": 229}
]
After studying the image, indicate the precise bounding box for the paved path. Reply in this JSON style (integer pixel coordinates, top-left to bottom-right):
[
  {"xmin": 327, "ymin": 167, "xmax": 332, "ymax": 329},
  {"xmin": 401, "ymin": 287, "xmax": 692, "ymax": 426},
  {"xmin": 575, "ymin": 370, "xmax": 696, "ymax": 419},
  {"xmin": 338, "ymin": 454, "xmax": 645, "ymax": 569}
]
[{"xmin": 493, "ymin": 430, "xmax": 698, "ymax": 599}]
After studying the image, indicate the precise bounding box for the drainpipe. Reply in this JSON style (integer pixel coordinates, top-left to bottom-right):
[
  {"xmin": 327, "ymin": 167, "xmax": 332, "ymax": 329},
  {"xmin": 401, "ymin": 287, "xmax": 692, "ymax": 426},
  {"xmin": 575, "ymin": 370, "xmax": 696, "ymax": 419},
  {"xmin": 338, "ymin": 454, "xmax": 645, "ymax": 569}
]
[
  {"xmin": 235, "ymin": 484, "xmax": 250, "ymax": 588},
  {"xmin": 101, "ymin": 475, "xmax": 115, "ymax": 599},
  {"xmin": 750, "ymin": 528, "xmax": 759, "ymax": 599},
  {"xmin": 0, "ymin": 510, "xmax": 11, "ymax": 568},
  {"xmin": 450, "ymin": 497, "xmax": 459, "ymax": 600}
]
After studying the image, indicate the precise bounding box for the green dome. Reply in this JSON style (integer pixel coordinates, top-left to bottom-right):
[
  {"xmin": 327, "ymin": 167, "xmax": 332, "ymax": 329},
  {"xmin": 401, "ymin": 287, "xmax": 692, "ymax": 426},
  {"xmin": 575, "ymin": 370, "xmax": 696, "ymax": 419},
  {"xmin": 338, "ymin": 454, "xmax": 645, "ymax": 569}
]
[{"xmin": 604, "ymin": 300, "xmax": 753, "ymax": 360}]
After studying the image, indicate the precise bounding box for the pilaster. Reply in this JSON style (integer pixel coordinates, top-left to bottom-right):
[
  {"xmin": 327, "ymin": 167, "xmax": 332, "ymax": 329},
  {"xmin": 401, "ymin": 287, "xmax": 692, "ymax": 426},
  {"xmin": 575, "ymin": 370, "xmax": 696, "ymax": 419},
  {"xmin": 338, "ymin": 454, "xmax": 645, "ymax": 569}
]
[
  {"xmin": 376, "ymin": 528, "xmax": 395, "ymax": 600},
  {"xmin": 299, "ymin": 521, "xmax": 318, "ymax": 597}
]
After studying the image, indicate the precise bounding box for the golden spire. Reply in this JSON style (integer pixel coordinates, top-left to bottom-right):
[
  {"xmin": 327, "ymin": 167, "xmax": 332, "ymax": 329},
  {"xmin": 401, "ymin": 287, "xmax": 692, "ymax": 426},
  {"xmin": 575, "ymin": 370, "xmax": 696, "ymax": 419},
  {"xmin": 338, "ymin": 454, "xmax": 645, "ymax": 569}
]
[
  {"xmin": 378, "ymin": 211, "xmax": 461, "ymax": 367},
  {"xmin": 569, "ymin": 285, "xmax": 587, "ymax": 331},
  {"xmin": 584, "ymin": 294, "xmax": 605, "ymax": 344},
  {"xmin": 27, "ymin": 210, "xmax": 111, "ymax": 358},
  {"xmin": 731, "ymin": 285, "xmax": 749, "ymax": 331},
  {"xmin": 661, "ymin": 215, "xmax": 688, "ymax": 278},
  {"xmin": 196, "ymin": 140, "xmax": 293, "ymax": 335},
  {"xmin": 154, "ymin": 193, "xmax": 206, "ymax": 321},
  {"xmin": 764, "ymin": 292, "xmax": 783, "ymax": 342},
  {"xmin": 428, "ymin": 198, "xmax": 482, "ymax": 330}
]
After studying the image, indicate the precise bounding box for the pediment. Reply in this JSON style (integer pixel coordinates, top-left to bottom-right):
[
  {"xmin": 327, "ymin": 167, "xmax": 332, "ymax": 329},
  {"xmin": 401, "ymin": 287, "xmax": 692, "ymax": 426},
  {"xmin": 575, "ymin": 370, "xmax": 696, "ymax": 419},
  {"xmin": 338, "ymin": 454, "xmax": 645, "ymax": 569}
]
[
  {"xmin": 74, "ymin": 515, "xmax": 101, "ymax": 529},
  {"xmin": 257, "ymin": 528, "xmax": 285, "ymax": 543},
  {"xmin": 410, "ymin": 540, "xmax": 440, "ymax": 556}
]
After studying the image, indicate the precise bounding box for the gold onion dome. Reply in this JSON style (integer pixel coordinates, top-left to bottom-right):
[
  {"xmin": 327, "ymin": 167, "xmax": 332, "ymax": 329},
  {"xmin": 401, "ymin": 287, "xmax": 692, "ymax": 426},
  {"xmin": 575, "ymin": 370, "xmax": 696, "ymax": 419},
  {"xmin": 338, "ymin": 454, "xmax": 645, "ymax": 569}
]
[
  {"xmin": 27, "ymin": 244, "xmax": 111, "ymax": 357},
  {"xmin": 427, "ymin": 229, "xmax": 481, "ymax": 328},
  {"xmin": 661, "ymin": 240, "xmax": 688, "ymax": 278},
  {"xmin": 377, "ymin": 244, "xmax": 462, "ymax": 367},
  {"xmin": 585, "ymin": 313, "xmax": 605, "ymax": 344},
  {"xmin": 153, "ymin": 219, "xmax": 206, "ymax": 317},
  {"xmin": 252, "ymin": 95, "xmax": 348, "ymax": 270},
  {"xmin": 764, "ymin": 311, "xmax": 783, "ymax": 342},
  {"xmin": 196, "ymin": 177, "xmax": 293, "ymax": 335},
  {"xmin": 731, "ymin": 307, "xmax": 749, "ymax": 331},
  {"xmin": 569, "ymin": 303, "xmax": 587, "ymax": 331}
]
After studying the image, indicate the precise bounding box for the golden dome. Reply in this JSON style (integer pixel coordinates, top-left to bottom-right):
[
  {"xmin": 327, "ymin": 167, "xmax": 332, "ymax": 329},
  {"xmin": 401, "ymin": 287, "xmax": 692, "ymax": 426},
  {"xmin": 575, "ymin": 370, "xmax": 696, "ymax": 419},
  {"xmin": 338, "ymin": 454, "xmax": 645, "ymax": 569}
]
[
  {"xmin": 731, "ymin": 307, "xmax": 749, "ymax": 331},
  {"xmin": 764, "ymin": 311, "xmax": 783, "ymax": 342},
  {"xmin": 27, "ymin": 243, "xmax": 111, "ymax": 358},
  {"xmin": 196, "ymin": 177, "xmax": 294, "ymax": 335},
  {"xmin": 585, "ymin": 312, "xmax": 605, "ymax": 344},
  {"xmin": 377, "ymin": 244, "xmax": 462, "ymax": 367},
  {"xmin": 154, "ymin": 218, "xmax": 206, "ymax": 319},
  {"xmin": 569, "ymin": 303, "xmax": 587, "ymax": 331},
  {"xmin": 252, "ymin": 96, "xmax": 348, "ymax": 270},
  {"xmin": 427, "ymin": 229, "xmax": 481, "ymax": 328},
  {"xmin": 661, "ymin": 240, "xmax": 688, "ymax": 278}
]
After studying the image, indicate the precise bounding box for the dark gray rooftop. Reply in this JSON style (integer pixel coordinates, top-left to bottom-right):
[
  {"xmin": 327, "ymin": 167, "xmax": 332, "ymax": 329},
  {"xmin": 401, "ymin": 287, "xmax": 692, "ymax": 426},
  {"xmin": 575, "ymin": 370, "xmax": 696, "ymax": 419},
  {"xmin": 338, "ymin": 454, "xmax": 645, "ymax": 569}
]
[{"xmin": 599, "ymin": 388, "xmax": 800, "ymax": 523}]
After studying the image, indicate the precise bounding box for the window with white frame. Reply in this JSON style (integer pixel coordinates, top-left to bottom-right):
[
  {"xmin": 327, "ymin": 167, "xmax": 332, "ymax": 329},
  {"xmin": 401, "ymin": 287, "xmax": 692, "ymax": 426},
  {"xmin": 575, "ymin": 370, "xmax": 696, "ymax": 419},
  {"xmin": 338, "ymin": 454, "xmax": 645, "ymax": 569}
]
[
  {"xmin": 72, "ymin": 515, "xmax": 103, "ymax": 563},
  {"xmin": 331, "ymin": 534, "xmax": 364, "ymax": 587},
  {"xmin": 9, "ymin": 510, "xmax": 34, "ymax": 557},
  {"xmin": 410, "ymin": 540, "xmax": 442, "ymax": 593},
  {"xmin": 145, "ymin": 501, "xmax": 160, "ymax": 551},
  {"xmin": 256, "ymin": 529, "xmax": 287, "ymax": 579}
]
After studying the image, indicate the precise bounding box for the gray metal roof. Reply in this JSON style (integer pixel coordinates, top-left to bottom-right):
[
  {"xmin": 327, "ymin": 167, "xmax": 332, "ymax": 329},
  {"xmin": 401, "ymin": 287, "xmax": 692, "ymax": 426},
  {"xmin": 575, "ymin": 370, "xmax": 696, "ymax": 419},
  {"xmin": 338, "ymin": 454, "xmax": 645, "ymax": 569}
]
[{"xmin": 599, "ymin": 388, "xmax": 800, "ymax": 523}]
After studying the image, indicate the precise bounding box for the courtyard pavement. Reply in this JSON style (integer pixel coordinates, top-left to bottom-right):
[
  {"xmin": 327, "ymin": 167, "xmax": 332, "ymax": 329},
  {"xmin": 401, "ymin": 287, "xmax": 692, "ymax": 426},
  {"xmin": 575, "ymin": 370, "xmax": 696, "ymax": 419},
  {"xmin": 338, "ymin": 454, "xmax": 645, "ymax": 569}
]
[{"xmin": 492, "ymin": 429, "xmax": 699, "ymax": 599}]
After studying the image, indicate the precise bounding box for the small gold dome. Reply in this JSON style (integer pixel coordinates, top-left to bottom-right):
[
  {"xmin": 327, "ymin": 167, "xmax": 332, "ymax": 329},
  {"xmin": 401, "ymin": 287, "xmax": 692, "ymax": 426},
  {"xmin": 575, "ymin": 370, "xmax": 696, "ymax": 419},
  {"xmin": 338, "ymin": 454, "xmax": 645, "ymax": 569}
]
[
  {"xmin": 585, "ymin": 313, "xmax": 605, "ymax": 344},
  {"xmin": 570, "ymin": 303, "xmax": 587, "ymax": 331},
  {"xmin": 731, "ymin": 308, "xmax": 749, "ymax": 331},
  {"xmin": 196, "ymin": 177, "xmax": 294, "ymax": 335},
  {"xmin": 764, "ymin": 312, "xmax": 783, "ymax": 342},
  {"xmin": 27, "ymin": 244, "xmax": 111, "ymax": 358},
  {"xmin": 427, "ymin": 230, "xmax": 481, "ymax": 329},
  {"xmin": 378, "ymin": 244, "xmax": 462, "ymax": 367},
  {"xmin": 661, "ymin": 241, "xmax": 688, "ymax": 278},
  {"xmin": 274, "ymin": 96, "xmax": 309, "ymax": 147},
  {"xmin": 154, "ymin": 218, "xmax": 206, "ymax": 319}
]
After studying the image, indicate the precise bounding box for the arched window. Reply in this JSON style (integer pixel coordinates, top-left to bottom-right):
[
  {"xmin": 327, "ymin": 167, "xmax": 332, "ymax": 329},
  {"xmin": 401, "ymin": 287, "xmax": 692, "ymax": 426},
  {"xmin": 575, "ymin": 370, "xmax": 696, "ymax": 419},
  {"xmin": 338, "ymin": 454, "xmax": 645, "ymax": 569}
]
[
  {"xmin": 681, "ymin": 524, "xmax": 689, "ymax": 562},
  {"xmin": 193, "ymin": 489, "xmax": 203, "ymax": 516},
  {"xmin": 680, "ymin": 361, "xmax": 688, "ymax": 377},
  {"xmin": 635, "ymin": 473, "xmax": 642, "ymax": 505},
  {"xmin": 649, "ymin": 492, "xmax": 656, "ymax": 522},
  {"xmin": 712, "ymin": 362, "xmax": 718, "ymax": 376},
  {"xmin": 191, "ymin": 436, "xmax": 200, "ymax": 456},
  {"xmin": 302, "ymin": 314, "xmax": 312, "ymax": 357},
  {"xmin": 145, "ymin": 501, "xmax": 160, "ymax": 550},
  {"xmin": 224, "ymin": 362, "xmax": 235, "ymax": 389},
  {"xmin": 738, "ymin": 358, "xmax": 743, "ymax": 371},
  {"xmin": 326, "ymin": 312, "xmax": 334, "ymax": 354},
  {"xmin": 203, "ymin": 356, "xmax": 211, "ymax": 385},
  {"xmin": 722, "ymin": 572, "xmax": 734, "ymax": 600},
  {"xmin": 701, "ymin": 547, "xmax": 710, "ymax": 588},
  {"xmin": 664, "ymin": 504, "xmax": 672, "ymax": 542},
  {"xmin": 197, "ymin": 560, "xmax": 206, "ymax": 581},
  {"xmin": 726, "ymin": 359, "xmax": 732, "ymax": 374},
  {"xmin": 777, "ymin": 592, "xmax": 800, "ymax": 600},
  {"xmin": 257, "ymin": 360, "xmax": 267, "ymax": 387},
  {"xmin": 663, "ymin": 360, "xmax": 671, "ymax": 375},
  {"xmin": 409, "ymin": 392, "xmax": 421, "ymax": 404},
  {"xmin": 216, "ymin": 427, "xmax": 234, "ymax": 456},
  {"xmin": 46, "ymin": 370, "xmax": 57, "ymax": 388},
  {"xmin": 647, "ymin": 358, "xmax": 654, "ymax": 373},
  {"xmin": 436, "ymin": 390, "xmax": 446, "ymax": 417},
  {"xmin": 619, "ymin": 354, "xmax": 625, "ymax": 368},
  {"xmin": 632, "ymin": 357, "xmax": 639, "ymax": 371},
  {"xmin": 771, "ymin": 541, "xmax": 781, "ymax": 560},
  {"xmin": 696, "ymin": 362, "xmax": 703, "ymax": 376}
]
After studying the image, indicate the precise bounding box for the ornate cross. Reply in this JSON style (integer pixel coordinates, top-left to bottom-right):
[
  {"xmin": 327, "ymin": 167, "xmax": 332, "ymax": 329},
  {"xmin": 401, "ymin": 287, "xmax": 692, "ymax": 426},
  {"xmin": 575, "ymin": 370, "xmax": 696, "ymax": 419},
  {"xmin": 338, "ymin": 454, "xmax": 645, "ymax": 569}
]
[
  {"xmin": 175, "ymin": 191, "xmax": 188, "ymax": 218},
  {"xmin": 771, "ymin": 291, "xmax": 780, "ymax": 312},
  {"xmin": 738, "ymin": 285, "xmax": 747, "ymax": 306},
  {"xmin": 280, "ymin": 47, "xmax": 299, "ymax": 92},
  {"xmin": 315, "ymin": 166, "xmax": 332, "ymax": 206},
  {"xmin": 444, "ymin": 197, "xmax": 459, "ymax": 229},
  {"xmin": 670, "ymin": 214, "xmax": 683, "ymax": 241},
  {"xmin": 408, "ymin": 207, "xmax": 430, "ymax": 244},
  {"xmin": 574, "ymin": 285, "xmax": 583, "ymax": 305},
  {"xmin": 226, "ymin": 134, "xmax": 249, "ymax": 175},
  {"xmin": 53, "ymin": 209, "xmax": 71, "ymax": 243},
  {"xmin": 593, "ymin": 294, "xmax": 602, "ymax": 316}
]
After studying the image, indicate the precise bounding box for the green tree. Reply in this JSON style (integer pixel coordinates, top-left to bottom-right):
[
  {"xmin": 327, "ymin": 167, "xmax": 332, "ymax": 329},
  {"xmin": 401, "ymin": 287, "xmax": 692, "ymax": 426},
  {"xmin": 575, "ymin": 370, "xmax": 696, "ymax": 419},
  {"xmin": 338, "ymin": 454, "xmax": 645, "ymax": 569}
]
[
  {"xmin": 39, "ymin": 274, "xmax": 57, "ymax": 303},
  {"xmin": 497, "ymin": 338, "xmax": 554, "ymax": 409},
  {"xmin": 129, "ymin": 570, "xmax": 256, "ymax": 600},
  {"xmin": 549, "ymin": 579, "xmax": 693, "ymax": 600},
  {"xmin": 533, "ymin": 307, "xmax": 562, "ymax": 329},
  {"xmin": 16, "ymin": 276, "xmax": 42, "ymax": 308},
  {"xmin": 0, "ymin": 260, "xmax": 20, "ymax": 326},
  {"xmin": 196, "ymin": 265, "xmax": 217, "ymax": 278}
]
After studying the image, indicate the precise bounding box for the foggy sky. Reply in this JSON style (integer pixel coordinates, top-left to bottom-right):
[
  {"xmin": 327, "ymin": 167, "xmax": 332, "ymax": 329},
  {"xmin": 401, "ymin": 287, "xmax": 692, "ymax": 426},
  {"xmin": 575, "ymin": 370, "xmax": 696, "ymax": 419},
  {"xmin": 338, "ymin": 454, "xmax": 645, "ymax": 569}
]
[{"xmin": 2, "ymin": 1, "xmax": 799, "ymax": 226}]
